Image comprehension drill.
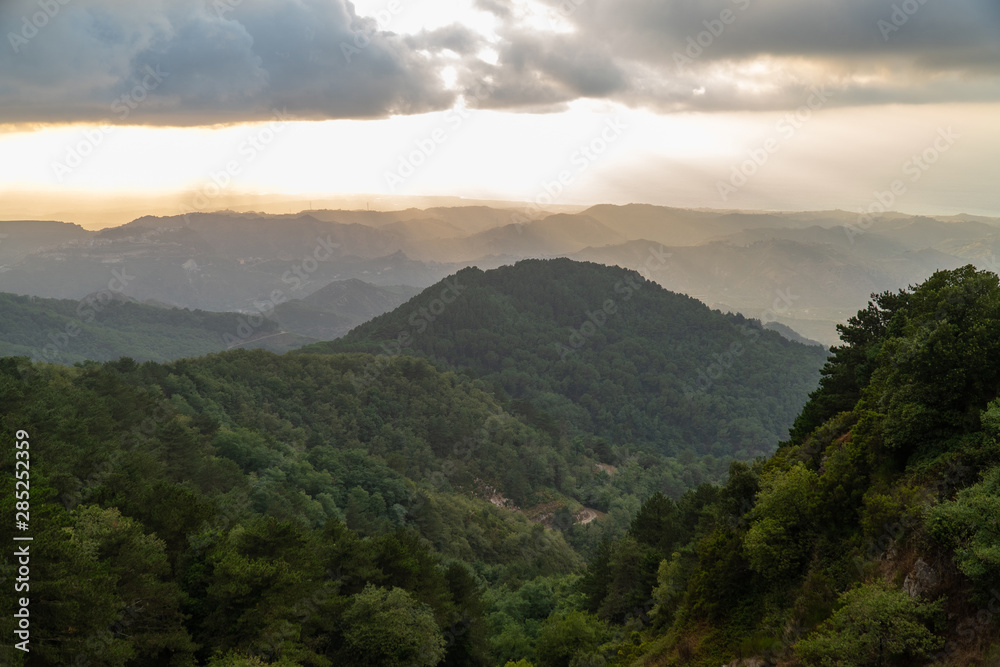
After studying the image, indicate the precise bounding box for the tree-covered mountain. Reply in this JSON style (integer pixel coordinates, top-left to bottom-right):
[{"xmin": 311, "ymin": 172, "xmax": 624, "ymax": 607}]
[
  {"xmin": 271, "ymin": 279, "xmax": 420, "ymax": 340},
  {"xmin": 5, "ymin": 205, "xmax": 1000, "ymax": 345},
  {"xmin": 0, "ymin": 351, "xmax": 587, "ymax": 666},
  {"xmin": 567, "ymin": 265, "xmax": 1000, "ymax": 666},
  {"xmin": 0, "ymin": 342, "xmax": 730, "ymax": 666},
  {"xmin": 0, "ymin": 279, "xmax": 423, "ymax": 364},
  {"xmin": 0, "ymin": 291, "xmax": 285, "ymax": 364},
  {"xmin": 3, "ymin": 261, "xmax": 999, "ymax": 665},
  {"xmin": 305, "ymin": 259, "xmax": 828, "ymax": 460}
]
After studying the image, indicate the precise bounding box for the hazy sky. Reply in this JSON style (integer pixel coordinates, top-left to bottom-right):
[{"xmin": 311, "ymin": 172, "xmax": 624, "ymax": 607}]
[{"xmin": 1, "ymin": 0, "xmax": 998, "ymax": 218}]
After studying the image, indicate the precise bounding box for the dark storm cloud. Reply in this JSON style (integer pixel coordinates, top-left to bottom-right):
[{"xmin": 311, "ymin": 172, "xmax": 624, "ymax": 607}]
[
  {"xmin": 1, "ymin": 0, "xmax": 998, "ymax": 124},
  {"xmin": 0, "ymin": 0, "xmax": 456, "ymax": 125},
  {"xmin": 547, "ymin": 0, "xmax": 1000, "ymax": 65},
  {"xmin": 466, "ymin": 0, "xmax": 1000, "ymax": 111},
  {"xmin": 458, "ymin": 32, "xmax": 628, "ymax": 111}
]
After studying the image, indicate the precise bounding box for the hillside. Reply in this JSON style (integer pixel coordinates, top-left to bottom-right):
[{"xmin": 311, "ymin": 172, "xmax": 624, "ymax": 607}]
[
  {"xmin": 573, "ymin": 265, "xmax": 1000, "ymax": 666},
  {"xmin": 0, "ymin": 219, "xmax": 91, "ymax": 264},
  {"xmin": 0, "ymin": 342, "xmax": 730, "ymax": 666},
  {"xmin": 0, "ymin": 291, "xmax": 284, "ymax": 363},
  {"xmin": 3, "ymin": 262, "xmax": 998, "ymax": 666},
  {"xmin": 4, "ymin": 206, "xmax": 1000, "ymax": 345},
  {"xmin": 0, "ymin": 351, "xmax": 589, "ymax": 665},
  {"xmin": 0, "ymin": 276, "xmax": 426, "ymax": 364},
  {"xmin": 305, "ymin": 258, "xmax": 828, "ymax": 460},
  {"xmin": 0, "ymin": 213, "xmax": 460, "ymax": 309},
  {"xmin": 272, "ymin": 279, "xmax": 421, "ymax": 340},
  {"xmin": 572, "ymin": 236, "xmax": 970, "ymax": 345}
]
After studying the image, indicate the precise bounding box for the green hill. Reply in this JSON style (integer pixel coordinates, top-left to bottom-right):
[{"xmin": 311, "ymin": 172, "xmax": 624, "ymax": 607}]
[
  {"xmin": 0, "ymin": 291, "xmax": 284, "ymax": 364},
  {"xmin": 574, "ymin": 265, "xmax": 1000, "ymax": 666},
  {"xmin": 3, "ymin": 264, "xmax": 998, "ymax": 666},
  {"xmin": 0, "ymin": 351, "xmax": 584, "ymax": 666},
  {"xmin": 271, "ymin": 279, "xmax": 421, "ymax": 340},
  {"xmin": 303, "ymin": 258, "xmax": 828, "ymax": 460},
  {"xmin": 0, "ymin": 279, "xmax": 420, "ymax": 364}
]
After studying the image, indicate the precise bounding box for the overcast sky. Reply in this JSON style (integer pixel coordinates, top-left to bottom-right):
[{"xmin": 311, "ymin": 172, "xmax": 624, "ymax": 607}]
[{"xmin": 1, "ymin": 0, "xmax": 998, "ymax": 218}]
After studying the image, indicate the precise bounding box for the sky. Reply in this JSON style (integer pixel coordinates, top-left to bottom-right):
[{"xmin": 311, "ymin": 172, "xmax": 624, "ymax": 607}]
[{"xmin": 1, "ymin": 0, "xmax": 999, "ymax": 224}]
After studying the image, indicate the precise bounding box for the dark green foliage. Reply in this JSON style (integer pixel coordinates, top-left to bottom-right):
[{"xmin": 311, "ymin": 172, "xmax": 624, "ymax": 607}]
[
  {"xmin": 0, "ymin": 291, "xmax": 282, "ymax": 364},
  {"xmin": 926, "ymin": 463, "xmax": 1000, "ymax": 597},
  {"xmin": 0, "ymin": 352, "xmax": 586, "ymax": 666},
  {"xmin": 789, "ymin": 290, "xmax": 908, "ymax": 441},
  {"xmin": 534, "ymin": 611, "xmax": 607, "ymax": 667},
  {"xmin": 9, "ymin": 262, "xmax": 1000, "ymax": 666},
  {"xmin": 340, "ymin": 584, "xmax": 446, "ymax": 666},
  {"xmin": 306, "ymin": 259, "xmax": 827, "ymax": 459},
  {"xmin": 576, "ymin": 266, "xmax": 1000, "ymax": 664},
  {"xmin": 794, "ymin": 582, "xmax": 944, "ymax": 667}
]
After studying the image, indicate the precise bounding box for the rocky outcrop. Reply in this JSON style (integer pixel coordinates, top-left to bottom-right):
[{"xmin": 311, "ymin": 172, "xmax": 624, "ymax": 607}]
[{"xmin": 903, "ymin": 558, "xmax": 939, "ymax": 598}]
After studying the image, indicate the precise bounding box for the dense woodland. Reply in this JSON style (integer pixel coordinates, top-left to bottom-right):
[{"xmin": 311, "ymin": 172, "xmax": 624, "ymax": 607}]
[
  {"xmin": 308, "ymin": 259, "xmax": 827, "ymax": 460},
  {"xmin": 2, "ymin": 262, "xmax": 999, "ymax": 665},
  {"xmin": 0, "ymin": 292, "xmax": 282, "ymax": 364},
  {"xmin": 574, "ymin": 265, "xmax": 1000, "ymax": 665}
]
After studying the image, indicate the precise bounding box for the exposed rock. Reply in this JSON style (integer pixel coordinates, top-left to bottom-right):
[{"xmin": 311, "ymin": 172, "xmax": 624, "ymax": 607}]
[
  {"xmin": 574, "ymin": 507, "xmax": 605, "ymax": 525},
  {"xmin": 903, "ymin": 558, "xmax": 939, "ymax": 598},
  {"xmin": 723, "ymin": 658, "xmax": 768, "ymax": 667}
]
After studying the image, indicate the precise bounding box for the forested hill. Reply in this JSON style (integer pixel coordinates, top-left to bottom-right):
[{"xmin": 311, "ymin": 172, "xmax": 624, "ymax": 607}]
[
  {"xmin": 304, "ymin": 258, "xmax": 829, "ymax": 459},
  {"xmin": 0, "ymin": 280, "xmax": 420, "ymax": 364},
  {"xmin": 0, "ymin": 291, "xmax": 287, "ymax": 363},
  {"xmin": 5, "ymin": 264, "xmax": 998, "ymax": 665},
  {"xmin": 0, "ymin": 351, "xmax": 587, "ymax": 666},
  {"xmin": 573, "ymin": 265, "xmax": 1000, "ymax": 665}
]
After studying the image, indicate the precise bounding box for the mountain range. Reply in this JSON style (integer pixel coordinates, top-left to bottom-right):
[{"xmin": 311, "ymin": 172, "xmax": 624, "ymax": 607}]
[
  {"xmin": 307, "ymin": 258, "xmax": 827, "ymax": 460},
  {"xmin": 4, "ymin": 258, "xmax": 999, "ymax": 666},
  {"xmin": 0, "ymin": 279, "xmax": 419, "ymax": 363},
  {"xmin": 4, "ymin": 204, "xmax": 1000, "ymax": 345}
]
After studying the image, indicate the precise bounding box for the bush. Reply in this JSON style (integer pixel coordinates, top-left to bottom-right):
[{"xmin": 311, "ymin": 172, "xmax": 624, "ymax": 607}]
[
  {"xmin": 794, "ymin": 581, "xmax": 943, "ymax": 667},
  {"xmin": 926, "ymin": 465, "xmax": 1000, "ymax": 596}
]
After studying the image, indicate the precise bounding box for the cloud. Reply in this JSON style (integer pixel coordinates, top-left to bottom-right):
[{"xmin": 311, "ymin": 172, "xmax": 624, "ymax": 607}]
[
  {"xmin": 0, "ymin": 0, "xmax": 457, "ymax": 125},
  {"xmin": 1, "ymin": 0, "xmax": 999, "ymax": 125},
  {"xmin": 466, "ymin": 0, "xmax": 1000, "ymax": 112},
  {"xmin": 458, "ymin": 32, "xmax": 629, "ymax": 110}
]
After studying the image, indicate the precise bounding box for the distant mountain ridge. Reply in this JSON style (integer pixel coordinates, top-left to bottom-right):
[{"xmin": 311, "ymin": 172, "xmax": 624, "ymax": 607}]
[
  {"xmin": 272, "ymin": 279, "xmax": 421, "ymax": 340},
  {"xmin": 0, "ymin": 278, "xmax": 418, "ymax": 363},
  {"xmin": 4, "ymin": 204, "xmax": 1000, "ymax": 344},
  {"xmin": 0, "ymin": 291, "xmax": 282, "ymax": 364}
]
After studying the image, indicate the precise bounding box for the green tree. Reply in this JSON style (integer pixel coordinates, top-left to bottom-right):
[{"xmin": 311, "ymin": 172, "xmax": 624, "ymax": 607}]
[
  {"xmin": 534, "ymin": 610, "xmax": 606, "ymax": 667},
  {"xmin": 341, "ymin": 584, "xmax": 446, "ymax": 666},
  {"xmin": 926, "ymin": 463, "xmax": 1000, "ymax": 596},
  {"xmin": 67, "ymin": 506, "xmax": 197, "ymax": 664},
  {"xmin": 794, "ymin": 582, "xmax": 943, "ymax": 667},
  {"xmin": 743, "ymin": 463, "xmax": 819, "ymax": 579}
]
